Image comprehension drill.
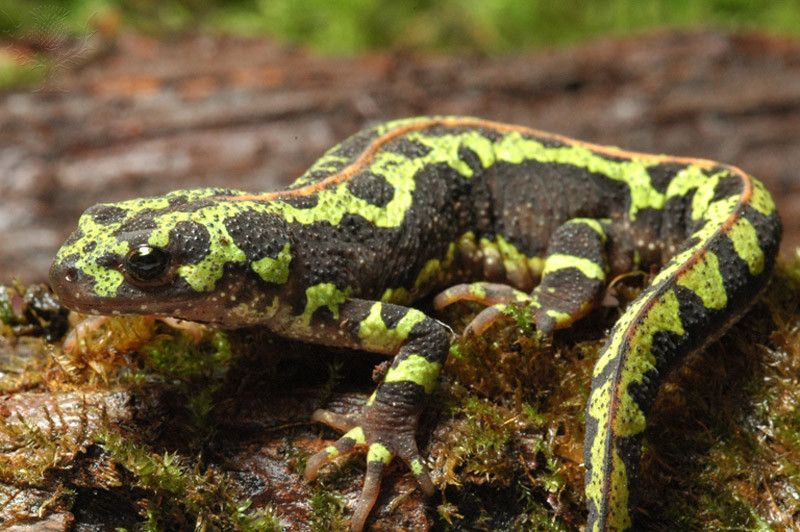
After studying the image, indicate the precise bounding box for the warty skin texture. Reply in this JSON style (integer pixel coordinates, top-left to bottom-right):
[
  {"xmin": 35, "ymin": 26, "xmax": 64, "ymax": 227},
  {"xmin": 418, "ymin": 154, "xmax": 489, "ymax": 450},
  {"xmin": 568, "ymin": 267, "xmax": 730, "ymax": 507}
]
[{"xmin": 50, "ymin": 116, "xmax": 781, "ymax": 531}]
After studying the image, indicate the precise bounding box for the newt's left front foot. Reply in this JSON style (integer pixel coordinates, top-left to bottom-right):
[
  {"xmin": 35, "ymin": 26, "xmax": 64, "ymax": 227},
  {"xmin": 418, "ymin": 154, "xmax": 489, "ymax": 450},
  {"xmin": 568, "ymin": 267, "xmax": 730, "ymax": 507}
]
[{"xmin": 305, "ymin": 399, "xmax": 435, "ymax": 531}]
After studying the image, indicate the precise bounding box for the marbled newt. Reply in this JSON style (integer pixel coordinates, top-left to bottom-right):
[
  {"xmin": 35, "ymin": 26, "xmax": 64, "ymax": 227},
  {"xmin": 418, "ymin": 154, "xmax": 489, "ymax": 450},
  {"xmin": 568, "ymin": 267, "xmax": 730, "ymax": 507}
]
[{"xmin": 49, "ymin": 116, "xmax": 781, "ymax": 531}]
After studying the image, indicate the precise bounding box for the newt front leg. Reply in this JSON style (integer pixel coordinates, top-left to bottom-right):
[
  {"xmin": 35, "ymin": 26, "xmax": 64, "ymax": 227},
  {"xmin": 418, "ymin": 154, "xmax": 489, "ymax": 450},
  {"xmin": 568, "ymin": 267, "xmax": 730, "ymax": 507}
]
[{"xmin": 283, "ymin": 298, "xmax": 450, "ymax": 531}]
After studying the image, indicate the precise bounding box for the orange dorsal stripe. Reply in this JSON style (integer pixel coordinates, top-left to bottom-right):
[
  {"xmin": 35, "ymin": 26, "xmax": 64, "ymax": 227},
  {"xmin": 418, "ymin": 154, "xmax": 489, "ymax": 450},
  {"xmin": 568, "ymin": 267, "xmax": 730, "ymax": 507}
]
[{"xmin": 223, "ymin": 117, "xmax": 721, "ymax": 202}]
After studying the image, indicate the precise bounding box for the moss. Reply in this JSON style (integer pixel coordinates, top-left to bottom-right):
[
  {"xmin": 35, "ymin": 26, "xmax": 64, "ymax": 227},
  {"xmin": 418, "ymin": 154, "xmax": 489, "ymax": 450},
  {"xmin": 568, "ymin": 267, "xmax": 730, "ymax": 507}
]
[
  {"xmin": 4, "ymin": 248, "xmax": 800, "ymax": 528},
  {"xmin": 0, "ymin": 398, "xmax": 91, "ymax": 487},
  {"xmin": 134, "ymin": 326, "xmax": 233, "ymax": 437},
  {"xmin": 97, "ymin": 430, "xmax": 282, "ymax": 531},
  {"xmin": 430, "ymin": 257, "xmax": 800, "ymax": 528},
  {"xmin": 430, "ymin": 299, "xmax": 599, "ymax": 529},
  {"xmin": 309, "ymin": 484, "xmax": 348, "ymax": 532},
  {"xmin": 632, "ymin": 257, "xmax": 800, "ymax": 528},
  {"xmin": 139, "ymin": 328, "xmax": 231, "ymax": 381},
  {"xmin": 304, "ymin": 444, "xmax": 363, "ymax": 531},
  {"xmin": 51, "ymin": 315, "xmax": 158, "ymax": 385}
]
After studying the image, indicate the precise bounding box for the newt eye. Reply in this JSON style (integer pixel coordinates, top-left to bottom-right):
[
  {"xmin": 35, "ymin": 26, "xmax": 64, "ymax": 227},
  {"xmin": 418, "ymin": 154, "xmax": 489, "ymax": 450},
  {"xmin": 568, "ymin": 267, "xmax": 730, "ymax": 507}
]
[{"xmin": 124, "ymin": 245, "xmax": 171, "ymax": 283}]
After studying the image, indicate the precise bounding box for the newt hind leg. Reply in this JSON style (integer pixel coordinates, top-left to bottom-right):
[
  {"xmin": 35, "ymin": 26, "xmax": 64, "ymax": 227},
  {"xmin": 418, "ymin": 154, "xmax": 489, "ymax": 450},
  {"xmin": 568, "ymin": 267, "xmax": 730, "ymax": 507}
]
[{"xmin": 436, "ymin": 218, "xmax": 611, "ymax": 335}]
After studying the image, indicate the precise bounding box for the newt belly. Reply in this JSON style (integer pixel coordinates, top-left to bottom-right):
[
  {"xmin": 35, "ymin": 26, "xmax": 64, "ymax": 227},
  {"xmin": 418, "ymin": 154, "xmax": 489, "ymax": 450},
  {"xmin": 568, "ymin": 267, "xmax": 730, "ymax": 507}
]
[{"xmin": 49, "ymin": 116, "xmax": 781, "ymax": 531}]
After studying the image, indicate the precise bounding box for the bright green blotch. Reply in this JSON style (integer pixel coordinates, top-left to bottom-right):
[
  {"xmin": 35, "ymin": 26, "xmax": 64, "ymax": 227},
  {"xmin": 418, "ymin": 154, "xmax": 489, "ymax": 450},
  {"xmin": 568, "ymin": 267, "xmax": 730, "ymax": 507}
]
[
  {"xmin": 344, "ymin": 426, "xmax": 366, "ymax": 445},
  {"xmin": 251, "ymin": 243, "xmax": 292, "ymax": 284},
  {"xmin": 367, "ymin": 442, "xmax": 392, "ymax": 464},
  {"xmin": 383, "ymin": 353, "xmax": 441, "ymax": 393},
  {"xmin": 469, "ymin": 283, "xmax": 487, "ymax": 299},
  {"xmin": 729, "ymin": 217, "xmax": 765, "ymax": 276},
  {"xmin": 325, "ymin": 445, "xmax": 339, "ymax": 458},
  {"xmin": 300, "ymin": 283, "xmax": 350, "ymax": 326},
  {"xmin": 676, "ymin": 250, "xmax": 727, "ymax": 309},
  {"xmin": 359, "ymin": 303, "xmax": 426, "ymax": 352},
  {"xmin": 544, "ymin": 308, "xmax": 571, "ymax": 326},
  {"xmin": 146, "ymin": 204, "xmax": 250, "ymax": 292},
  {"xmin": 567, "ymin": 218, "xmax": 608, "ymax": 241},
  {"xmin": 665, "ymin": 165, "xmax": 711, "ymax": 199},
  {"xmin": 543, "ymin": 254, "xmax": 606, "ymax": 280},
  {"xmin": 750, "ymin": 178, "xmax": 776, "ymax": 216},
  {"xmin": 58, "ymin": 209, "xmax": 129, "ymax": 297}
]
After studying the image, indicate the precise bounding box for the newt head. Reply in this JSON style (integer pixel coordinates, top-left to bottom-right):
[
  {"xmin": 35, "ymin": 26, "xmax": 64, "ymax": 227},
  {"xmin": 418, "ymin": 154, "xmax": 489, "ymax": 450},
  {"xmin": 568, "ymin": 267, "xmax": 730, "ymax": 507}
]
[{"xmin": 50, "ymin": 187, "xmax": 293, "ymax": 327}]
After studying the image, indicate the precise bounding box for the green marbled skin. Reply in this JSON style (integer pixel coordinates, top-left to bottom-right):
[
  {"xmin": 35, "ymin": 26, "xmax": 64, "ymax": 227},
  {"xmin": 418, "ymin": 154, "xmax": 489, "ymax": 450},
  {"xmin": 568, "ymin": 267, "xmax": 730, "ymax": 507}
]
[{"xmin": 50, "ymin": 117, "xmax": 781, "ymax": 531}]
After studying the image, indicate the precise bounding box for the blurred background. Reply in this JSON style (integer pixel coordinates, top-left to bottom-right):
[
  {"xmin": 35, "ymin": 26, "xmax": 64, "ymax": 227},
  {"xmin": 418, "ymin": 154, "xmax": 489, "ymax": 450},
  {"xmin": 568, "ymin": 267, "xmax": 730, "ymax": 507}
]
[
  {"xmin": 2, "ymin": 0, "xmax": 800, "ymax": 281},
  {"xmin": 5, "ymin": 0, "xmax": 800, "ymax": 55}
]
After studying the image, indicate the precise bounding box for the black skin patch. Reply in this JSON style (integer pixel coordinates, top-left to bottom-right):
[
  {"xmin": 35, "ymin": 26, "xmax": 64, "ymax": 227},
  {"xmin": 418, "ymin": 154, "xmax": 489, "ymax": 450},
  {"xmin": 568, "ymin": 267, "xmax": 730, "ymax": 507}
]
[
  {"xmin": 385, "ymin": 137, "xmax": 432, "ymax": 159},
  {"xmin": 331, "ymin": 214, "xmax": 394, "ymax": 247},
  {"xmin": 346, "ymin": 172, "xmax": 395, "ymax": 208},
  {"xmin": 167, "ymin": 195, "xmax": 189, "ymax": 207},
  {"xmin": 62, "ymin": 228, "xmax": 84, "ymax": 247},
  {"xmin": 487, "ymin": 159, "xmax": 628, "ymax": 257},
  {"xmin": 536, "ymin": 268, "xmax": 604, "ymax": 314},
  {"xmin": 330, "ymin": 127, "xmax": 383, "ymax": 161},
  {"xmin": 711, "ymin": 173, "xmax": 745, "ymax": 203},
  {"xmin": 168, "ymin": 220, "xmax": 211, "ymax": 265},
  {"xmin": 611, "ymin": 433, "xmax": 644, "ymax": 512},
  {"xmin": 547, "ymin": 221, "xmax": 607, "ymax": 263},
  {"xmin": 457, "ymin": 145, "xmax": 484, "ymax": 177},
  {"xmin": 742, "ymin": 205, "xmax": 782, "ymax": 257},
  {"xmin": 406, "ymin": 318, "xmax": 451, "ymax": 364},
  {"xmin": 290, "ymin": 224, "xmax": 359, "ymax": 288},
  {"xmin": 630, "ymin": 208, "xmax": 670, "ymax": 266},
  {"xmin": 375, "ymin": 380, "xmax": 427, "ymax": 408},
  {"xmin": 660, "ymin": 194, "xmax": 693, "ymax": 244},
  {"xmin": 672, "ymin": 285, "xmax": 714, "ymax": 347},
  {"xmin": 624, "ymin": 324, "xmax": 687, "ymax": 425},
  {"xmin": 386, "ymin": 162, "xmax": 472, "ymax": 291},
  {"xmin": 88, "ymin": 205, "xmax": 127, "ymax": 225},
  {"xmin": 379, "ymin": 303, "xmax": 409, "ymax": 330},
  {"xmin": 224, "ymin": 210, "xmax": 288, "ymax": 262},
  {"xmin": 646, "ymin": 162, "xmax": 687, "ymax": 193},
  {"xmin": 95, "ymin": 252, "xmax": 121, "ymax": 269},
  {"xmin": 712, "ymin": 233, "xmax": 753, "ymax": 299},
  {"xmin": 282, "ymin": 195, "xmax": 319, "ymax": 209},
  {"xmin": 117, "ymin": 212, "xmax": 159, "ymax": 236}
]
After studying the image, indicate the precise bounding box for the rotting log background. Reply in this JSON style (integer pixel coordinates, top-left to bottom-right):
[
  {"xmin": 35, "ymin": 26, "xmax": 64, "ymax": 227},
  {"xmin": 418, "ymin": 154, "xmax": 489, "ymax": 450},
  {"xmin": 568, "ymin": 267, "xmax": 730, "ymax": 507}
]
[{"xmin": 2, "ymin": 30, "xmax": 800, "ymax": 282}]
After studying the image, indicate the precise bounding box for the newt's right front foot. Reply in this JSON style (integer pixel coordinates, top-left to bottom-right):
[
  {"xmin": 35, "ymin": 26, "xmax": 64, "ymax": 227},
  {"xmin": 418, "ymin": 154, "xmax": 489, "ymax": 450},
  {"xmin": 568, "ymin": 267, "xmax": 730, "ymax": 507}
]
[
  {"xmin": 303, "ymin": 299, "xmax": 450, "ymax": 531},
  {"xmin": 305, "ymin": 398, "xmax": 435, "ymax": 531}
]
